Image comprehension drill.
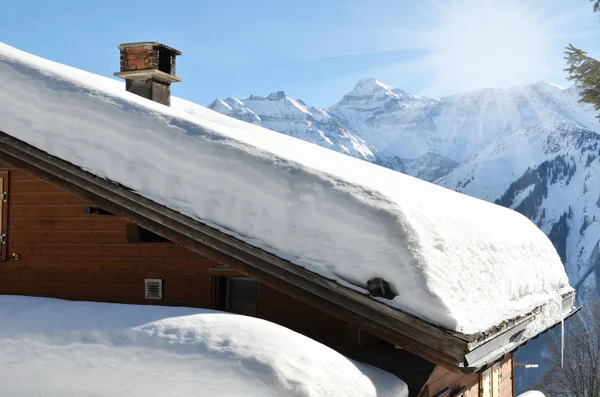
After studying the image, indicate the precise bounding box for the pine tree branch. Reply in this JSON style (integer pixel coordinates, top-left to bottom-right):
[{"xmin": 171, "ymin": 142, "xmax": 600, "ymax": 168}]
[{"xmin": 564, "ymin": 44, "xmax": 600, "ymax": 119}]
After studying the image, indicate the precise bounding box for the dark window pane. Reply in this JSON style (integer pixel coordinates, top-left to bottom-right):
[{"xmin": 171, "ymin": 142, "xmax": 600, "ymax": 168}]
[
  {"xmin": 216, "ymin": 276, "xmax": 228, "ymax": 311},
  {"xmin": 226, "ymin": 277, "xmax": 257, "ymax": 317},
  {"xmin": 126, "ymin": 224, "xmax": 170, "ymax": 243}
]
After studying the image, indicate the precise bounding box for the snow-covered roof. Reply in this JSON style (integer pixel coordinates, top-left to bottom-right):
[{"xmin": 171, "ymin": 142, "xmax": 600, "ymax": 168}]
[
  {"xmin": 0, "ymin": 296, "xmax": 407, "ymax": 397},
  {"xmin": 0, "ymin": 42, "xmax": 574, "ymax": 337}
]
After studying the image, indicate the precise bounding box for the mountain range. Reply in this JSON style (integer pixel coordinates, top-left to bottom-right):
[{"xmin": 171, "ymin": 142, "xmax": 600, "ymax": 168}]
[
  {"xmin": 207, "ymin": 79, "xmax": 600, "ymax": 388},
  {"xmin": 208, "ymin": 78, "xmax": 600, "ymax": 303},
  {"xmin": 206, "ymin": 77, "xmax": 600, "ymax": 390}
]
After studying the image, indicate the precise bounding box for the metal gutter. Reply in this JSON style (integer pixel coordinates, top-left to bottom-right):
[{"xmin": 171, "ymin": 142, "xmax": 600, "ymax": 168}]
[{"xmin": 461, "ymin": 292, "xmax": 579, "ymax": 371}]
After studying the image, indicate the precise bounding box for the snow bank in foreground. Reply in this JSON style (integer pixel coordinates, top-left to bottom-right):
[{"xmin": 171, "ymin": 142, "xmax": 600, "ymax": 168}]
[
  {"xmin": 517, "ymin": 391, "xmax": 545, "ymax": 397},
  {"xmin": 0, "ymin": 42, "xmax": 573, "ymax": 334},
  {"xmin": 0, "ymin": 296, "xmax": 406, "ymax": 397}
]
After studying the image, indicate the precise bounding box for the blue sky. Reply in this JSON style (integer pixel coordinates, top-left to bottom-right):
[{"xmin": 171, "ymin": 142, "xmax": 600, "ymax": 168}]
[{"xmin": 2, "ymin": 0, "xmax": 600, "ymax": 107}]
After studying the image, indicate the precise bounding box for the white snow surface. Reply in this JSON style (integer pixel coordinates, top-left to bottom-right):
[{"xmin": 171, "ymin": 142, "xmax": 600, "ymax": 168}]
[
  {"xmin": 207, "ymin": 91, "xmax": 375, "ymax": 161},
  {"xmin": 329, "ymin": 79, "xmax": 600, "ymax": 164},
  {"xmin": 0, "ymin": 42, "xmax": 573, "ymax": 334},
  {"xmin": 517, "ymin": 391, "xmax": 546, "ymax": 397},
  {"xmin": 0, "ymin": 296, "xmax": 406, "ymax": 397}
]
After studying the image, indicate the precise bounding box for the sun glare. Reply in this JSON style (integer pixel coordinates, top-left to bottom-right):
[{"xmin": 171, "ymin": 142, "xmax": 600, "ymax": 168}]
[
  {"xmin": 435, "ymin": 1, "xmax": 545, "ymax": 87},
  {"xmin": 396, "ymin": 0, "xmax": 593, "ymax": 96}
]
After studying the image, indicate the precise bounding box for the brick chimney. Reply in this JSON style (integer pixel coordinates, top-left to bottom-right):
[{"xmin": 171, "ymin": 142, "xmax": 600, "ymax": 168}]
[{"xmin": 114, "ymin": 42, "xmax": 182, "ymax": 106}]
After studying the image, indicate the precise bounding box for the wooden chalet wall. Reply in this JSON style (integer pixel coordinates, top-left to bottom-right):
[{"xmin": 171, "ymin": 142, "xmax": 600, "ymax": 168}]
[
  {"xmin": 0, "ymin": 159, "xmax": 356, "ymax": 347},
  {"xmin": 1, "ymin": 158, "xmax": 514, "ymax": 396},
  {"xmin": 0, "ymin": 160, "xmax": 212, "ymax": 307},
  {"xmin": 419, "ymin": 354, "xmax": 513, "ymax": 397}
]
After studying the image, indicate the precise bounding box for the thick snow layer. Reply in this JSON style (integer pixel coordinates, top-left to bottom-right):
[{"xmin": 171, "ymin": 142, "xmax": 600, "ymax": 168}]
[
  {"xmin": 0, "ymin": 296, "xmax": 406, "ymax": 397},
  {"xmin": 0, "ymin": 42, "xmax": 573, "ymax": 334},
  {"xmin": 517, "ymin": 391, "xmax": 545, "ymax": 397}
]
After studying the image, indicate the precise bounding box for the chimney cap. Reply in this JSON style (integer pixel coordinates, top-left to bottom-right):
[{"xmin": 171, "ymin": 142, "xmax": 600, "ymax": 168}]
[
  {"xmin": 113, "ymin": 69, "xmax": 182, "ymax": 83},
  {"xmin": 117, "ymin": 42, "xmax": 182, "ymax": 56}
]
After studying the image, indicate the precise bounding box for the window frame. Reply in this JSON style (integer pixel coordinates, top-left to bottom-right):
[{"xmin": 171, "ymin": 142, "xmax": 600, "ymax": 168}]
[{"xmin": 211, "ymin": 272, "xmax": 258, "ymax": 317}]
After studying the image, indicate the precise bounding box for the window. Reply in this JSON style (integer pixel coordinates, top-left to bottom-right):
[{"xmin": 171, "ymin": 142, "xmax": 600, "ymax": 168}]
[
  {"xmin": 215, "ymin": 276, "xmax": 258, "ymax": 317},
  {"xmin": 0, "ymin": 171, "xmax": 8, "ymax": 259},
  {"xmin": 126, "ymin": 223, "xmax": 170, "ymax": 243}
]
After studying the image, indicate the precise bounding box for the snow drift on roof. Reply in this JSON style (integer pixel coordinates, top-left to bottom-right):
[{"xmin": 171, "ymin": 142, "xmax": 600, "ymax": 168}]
[
  {"xmin": 0, "ymin": 42, "xmax": 574, "ymax": 335},
  {"xmin": 0, "ymin": 296, "xmax": 407, "ymax": 397}
]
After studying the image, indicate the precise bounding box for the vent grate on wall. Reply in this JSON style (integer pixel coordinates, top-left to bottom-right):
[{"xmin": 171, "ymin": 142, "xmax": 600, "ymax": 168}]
[{"xmin": 144, "ymin": 279, "xmax": 163, "ymax": 300}]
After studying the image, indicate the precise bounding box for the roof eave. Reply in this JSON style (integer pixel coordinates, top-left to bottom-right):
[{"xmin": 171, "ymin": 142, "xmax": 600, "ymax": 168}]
[
  {"xmin": 0, "ymin": 130, "xmax": 470, "ymax": 370},
  {"xmin": 2, "ymin": 130, "xmax": 575, "ymax": 373},
  {"xmin": 460, "ymin": 291, "xmax": 578, "ymax": 372}
]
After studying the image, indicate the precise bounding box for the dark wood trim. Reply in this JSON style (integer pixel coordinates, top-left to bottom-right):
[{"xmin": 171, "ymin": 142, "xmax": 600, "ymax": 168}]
[
  {"xmin": 0, "ymin": 131, "xmax": 471, "ymax": 369},
  {"xmin": 0, "ymin": 171, "xmax": 8, "ymax": 258},
  {"xmin": 210, "ymin": 274, "xmax": 218, "ymax": 310},
  {"xmin": 208, "ymin": 267, "xmax": 247, "ymax": 277},
  {"xmin": 510, "ymin": 353, "xmax": 514, "ymax": 397}
]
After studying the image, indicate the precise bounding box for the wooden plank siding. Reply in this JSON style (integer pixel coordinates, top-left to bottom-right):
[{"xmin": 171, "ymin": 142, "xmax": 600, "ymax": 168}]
[
  {"xmin": 0, "ymin": 159, "xmax": 363, "ymax": 347},
  {"xmin": 456, "ymin": 382, "xmax": 479, "ymax": 397},
  {"xmin": 419, "ymin": 355, "xmax": 513, "ymax": 397},
  {"xmin": 0, "ymin": 158, "xmax": 469, "ymax": 394},
  {"xmin": 0, "ymin": 133, "xmax": 475, "ymax": 371},
  {"xmin": 258, "ymin": 284, "xmax": 358, "ymax": 346},
  {"xmin": 0, "ymin": 149, "xmax": 531, "ymax": 397},
  {"xmin": 0, "ymin": 160, "xmax": 209, "ymax": 307},
  {"xmin": 0, "ymin": 171, "xmax": 8, "ymax": 258},
  {"xmin": 498, "ymin": 355, "xmax": 514, "ymax": 397},
  {"xmin": 419, "ymin": 365, "xmax": 479, "ymax": 397}
]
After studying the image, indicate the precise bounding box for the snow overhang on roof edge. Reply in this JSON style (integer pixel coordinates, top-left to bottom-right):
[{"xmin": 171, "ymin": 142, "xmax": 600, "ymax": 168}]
[
  {"xmin": 0, "ymin": 130, "xmax": 468, "ymax": 369},
  {"xmin": 461, "ymin": 291, "xmax": 578, "ymax": 371},
  {"xmin": 0, "ymin": 127, "xmax": 577, "ymax": 373}
]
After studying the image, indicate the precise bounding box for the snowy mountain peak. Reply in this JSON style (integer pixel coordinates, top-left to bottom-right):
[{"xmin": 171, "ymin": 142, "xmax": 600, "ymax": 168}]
[
  {"xmin": 224, "ymin": 96, "xmax": 245, "ymax": 106},
  {"xmin": 207, "ymin": 97, "xmax": 261, "ymax": 124},
  {"xmin": 210, "ymin": 79, "xmax": 599, "ymax": 182},
  {"xmin": 267, "ymin": 91, "xmax": 287, "ymax": 101},
  {"xmin": 208, "ymin": 97, "xmax": 245, "ymax": 112},
  {"xmin": 532, "ymin": 80, "xmax": 564, "ymax": 90},
  {"xmin": 207, "ymin": 90, "xmax": 376, "ymax": 162},
  {"xmin": 207, "ymin": 77, "xmax": 600, "ymax": 389},
  {"xmin": 246, "ymin": 91, "xmax": 289, "ymax": 101},
  {"xmin": 349, "ymin": 78, "xmax": 395, "ymax": 97},
  {"xmin": 207, "ymin": 98, "xmax": 230, "ymax": 111}
]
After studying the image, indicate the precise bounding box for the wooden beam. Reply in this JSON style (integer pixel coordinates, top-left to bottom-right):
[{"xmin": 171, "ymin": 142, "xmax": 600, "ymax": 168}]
[
  {"xmin": 0, "ymin": 131, "xmax": 470, "ymax": 368},
  {"xmin": 0, "ymin": 171, "xmax": 8, "ymax": 259}
]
